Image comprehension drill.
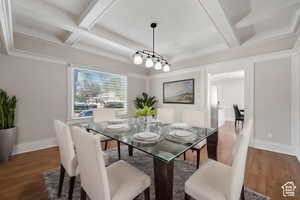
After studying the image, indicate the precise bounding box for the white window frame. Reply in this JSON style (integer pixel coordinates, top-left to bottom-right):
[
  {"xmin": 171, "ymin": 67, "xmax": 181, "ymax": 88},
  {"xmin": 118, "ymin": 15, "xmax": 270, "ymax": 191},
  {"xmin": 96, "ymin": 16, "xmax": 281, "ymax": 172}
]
[{"xmin": 68, "ymin": 66, "xmax": 128, "ymax": 120}]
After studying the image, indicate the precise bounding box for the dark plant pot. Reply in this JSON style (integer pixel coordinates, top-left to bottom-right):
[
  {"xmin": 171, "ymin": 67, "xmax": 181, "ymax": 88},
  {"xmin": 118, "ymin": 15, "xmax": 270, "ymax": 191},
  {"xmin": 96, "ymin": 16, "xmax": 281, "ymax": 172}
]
[{"xmin": 0, "ymin": 127, "xmax": 17, "ymax": 162}]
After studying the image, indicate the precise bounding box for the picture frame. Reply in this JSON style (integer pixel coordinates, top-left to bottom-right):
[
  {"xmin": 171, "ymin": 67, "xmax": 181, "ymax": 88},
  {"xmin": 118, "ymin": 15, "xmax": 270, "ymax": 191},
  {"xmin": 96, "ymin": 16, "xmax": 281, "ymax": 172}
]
[{"xmin": 163, "ymin": 79, "xmax": 195, "ymax": 104}]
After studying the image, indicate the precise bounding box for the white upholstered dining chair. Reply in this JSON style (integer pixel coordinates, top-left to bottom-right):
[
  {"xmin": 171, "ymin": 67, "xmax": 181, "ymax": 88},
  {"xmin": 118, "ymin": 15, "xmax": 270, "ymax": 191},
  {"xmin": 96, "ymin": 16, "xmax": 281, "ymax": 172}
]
[
  {"xmin": 93, "ymin": 108, "xmax": 115, "ymax": 151},
  {"xmin": 72, "ymin": 126, "xmax": 151, "ymax": 200},
  {"xmin": 54, "ymin": 120, "xmax": 78, "ymax": 200},
  {"xmin": 181, "ymin": 109, "xmax": 207, "ymax": 168},
  {"xmin": 157, "ymin": 107, "xmax": 175, "ymax": 124},
  {"xmin": 185, "ymin": 120, "xmax": 252, "ymax": 200}
]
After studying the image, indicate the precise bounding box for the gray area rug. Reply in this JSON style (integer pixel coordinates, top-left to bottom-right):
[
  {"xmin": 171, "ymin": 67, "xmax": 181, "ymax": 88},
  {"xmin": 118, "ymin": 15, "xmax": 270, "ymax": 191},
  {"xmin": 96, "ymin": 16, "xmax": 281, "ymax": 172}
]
[{"xmin": 44, "ymin": 146, "xmax": 269, "ymax": 200}]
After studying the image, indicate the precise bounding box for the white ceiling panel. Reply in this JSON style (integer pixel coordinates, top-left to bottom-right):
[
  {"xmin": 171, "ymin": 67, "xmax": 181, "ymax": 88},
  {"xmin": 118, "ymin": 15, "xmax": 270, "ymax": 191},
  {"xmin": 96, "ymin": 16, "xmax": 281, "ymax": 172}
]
[{"xmin": 95, "ymin": 0, "xmax": 226, "ymax": 58}]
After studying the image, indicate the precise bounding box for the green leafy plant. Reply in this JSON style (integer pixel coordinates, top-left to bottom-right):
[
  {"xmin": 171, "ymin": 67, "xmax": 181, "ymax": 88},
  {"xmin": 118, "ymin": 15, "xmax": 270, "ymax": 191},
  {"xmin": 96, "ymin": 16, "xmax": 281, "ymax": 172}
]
[
  {"xmin": 134, "ymin": 106, "xmax": 156, "ymax": 117},
  {"xmin": 134, "ymin": 92, "xmax": 157, "ymax": 110},
  {"xmin": 0, "ymin": 89, "xmax": 17, "ymax": 130}
]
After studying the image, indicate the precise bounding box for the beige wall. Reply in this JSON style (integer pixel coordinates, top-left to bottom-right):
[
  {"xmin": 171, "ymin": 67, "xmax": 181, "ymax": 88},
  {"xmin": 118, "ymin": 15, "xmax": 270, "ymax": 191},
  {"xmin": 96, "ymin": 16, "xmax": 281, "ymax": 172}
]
[
  {"xmin": 149, "ymin": 71, "xmax": 207, "ymax": 123},
  {"xmin": 149, "ymin": 57, "xmax": 293, "ymax": 150},
  {"xmin": 254, "ymin": 58, "xmax": 291, "ymax": 145},
  {"xmin": 0, "ymin": 54, "xmax": 147, "ymax": 147}
]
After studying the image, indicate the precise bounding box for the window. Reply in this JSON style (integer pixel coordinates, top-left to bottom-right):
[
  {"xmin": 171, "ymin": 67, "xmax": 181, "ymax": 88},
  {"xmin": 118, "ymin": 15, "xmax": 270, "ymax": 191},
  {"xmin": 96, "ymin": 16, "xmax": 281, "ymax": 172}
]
[{"xmin": 69, "ymin": 67, "xmax": 127, "ymax": 119}]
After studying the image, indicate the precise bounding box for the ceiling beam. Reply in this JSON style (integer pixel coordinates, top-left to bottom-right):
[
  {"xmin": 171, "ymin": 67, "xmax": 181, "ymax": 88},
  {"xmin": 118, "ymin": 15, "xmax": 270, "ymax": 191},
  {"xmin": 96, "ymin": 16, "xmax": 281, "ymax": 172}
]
[
  {"xmin": 197, "ymin": 0, "xmax": 240, "ymax": 48},
  {"xmin": 14, "ymin": 0, "xmax": 135, "ymax": 57},
  {"xmin": 65, "ymin": 0, "xmax": 117, "ymax": 45},
  {"xmin": 0, "ymin": 0, "xmax": 13, "ymax": 54}
]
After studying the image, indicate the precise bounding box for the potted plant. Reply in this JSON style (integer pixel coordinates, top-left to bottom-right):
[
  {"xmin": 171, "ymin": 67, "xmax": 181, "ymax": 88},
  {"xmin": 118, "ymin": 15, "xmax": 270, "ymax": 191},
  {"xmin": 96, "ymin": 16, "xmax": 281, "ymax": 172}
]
[
  {"xmin": 134, "ymin": 92, "xmax": 157, "ymax": 110},
  {"xmin": 0, "ymin": 89, "xmax": 17, "ymax": 162}
]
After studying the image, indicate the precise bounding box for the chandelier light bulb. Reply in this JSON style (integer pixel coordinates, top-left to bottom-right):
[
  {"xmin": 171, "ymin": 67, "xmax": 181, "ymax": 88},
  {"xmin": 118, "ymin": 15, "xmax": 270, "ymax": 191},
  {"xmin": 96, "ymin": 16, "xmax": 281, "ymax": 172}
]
[
  {"xmin": 145, "ymin": 56, "xmax": 154, "ymax": 68},
  {"xmin": 154, "ymin": 61, "xmax": 162, "ymax": 70},
  {"xmin": 133, "ymin": 53, "xmax": 143, "ymax": 65},
  {"xmin": 163, "ymin": 63, "xmax": 170, "ymax": 72}
]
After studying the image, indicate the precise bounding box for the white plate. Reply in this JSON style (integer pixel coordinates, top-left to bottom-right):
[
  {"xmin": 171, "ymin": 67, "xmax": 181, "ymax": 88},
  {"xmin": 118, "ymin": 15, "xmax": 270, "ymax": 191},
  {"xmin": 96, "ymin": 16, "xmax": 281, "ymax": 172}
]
[
  {"xmin": 106, "ymin": 124, "xmax": 128, "ymax": 130},
  {"xmin": 171, "ymin": 123, "xmax": 189, "ymax": 129},
  {"xmin": 173, "ymin": 130, "xmax": 193, "ymax": 137},
  {"xmin": 135, "ymin": 132, "xmax": 159, "ymax": 139},
  {"xmin": 107, "ymin": 119, "xmax": 126, "ymax": 124}
]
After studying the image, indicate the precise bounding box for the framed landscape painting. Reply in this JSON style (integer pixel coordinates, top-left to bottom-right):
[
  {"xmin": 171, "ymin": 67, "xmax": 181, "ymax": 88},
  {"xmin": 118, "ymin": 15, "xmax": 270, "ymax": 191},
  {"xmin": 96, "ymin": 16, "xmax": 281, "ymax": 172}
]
[{"xmin": 163, "ymin": 79, "xmax": 194, "ymax": 104}]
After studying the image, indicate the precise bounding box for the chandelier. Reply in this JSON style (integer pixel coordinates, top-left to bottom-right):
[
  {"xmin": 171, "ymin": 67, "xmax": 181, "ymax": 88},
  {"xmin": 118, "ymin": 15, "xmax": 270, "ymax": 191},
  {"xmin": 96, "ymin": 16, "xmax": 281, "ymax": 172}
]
[{"xmin": 133, "ymin": 23, "xmax": 170, "ymax": 72}]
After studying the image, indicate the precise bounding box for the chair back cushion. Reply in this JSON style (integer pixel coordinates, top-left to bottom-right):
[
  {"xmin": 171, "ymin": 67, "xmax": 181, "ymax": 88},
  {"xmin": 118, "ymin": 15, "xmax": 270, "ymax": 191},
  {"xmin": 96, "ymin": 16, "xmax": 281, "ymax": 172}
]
[
  {"xmin": 227, "ymin": 120, "xmax": 252, "ymax": 200},
  {"xmin": 93, "ymin": 108, "xmax": 115, "ymax": 123},
  {"xmin": 157, "ymin": 108, "xmax": 175, "ymax": 124},
  {"xmin": 54, "ymin": 120, "xmax": 77, "ymax": 176},
  {"xmin": 72, "ymin": 126, "xmax": 110, "ymax": 200},
  {"xmin": 181, "ymin": 109, "xmax": 206, "ymax": 127}
]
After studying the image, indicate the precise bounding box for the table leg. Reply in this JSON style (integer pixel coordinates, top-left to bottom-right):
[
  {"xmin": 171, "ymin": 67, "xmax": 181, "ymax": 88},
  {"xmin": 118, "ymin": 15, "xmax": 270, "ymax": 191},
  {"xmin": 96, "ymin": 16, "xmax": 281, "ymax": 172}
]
[
  {"xmin": 128, "ymin": 145, "xmax": 133, "ymax": 156},
  {"xmin": 207, "ymin": 130, "xmax": 218, "ymax": 161},
  {"xmin": 153, "ymin": 158, "xmax": 174, "ymax": 200},
  {"xmin": 117, "ymin": 141, "xmax": 121, "ymax": 160}
]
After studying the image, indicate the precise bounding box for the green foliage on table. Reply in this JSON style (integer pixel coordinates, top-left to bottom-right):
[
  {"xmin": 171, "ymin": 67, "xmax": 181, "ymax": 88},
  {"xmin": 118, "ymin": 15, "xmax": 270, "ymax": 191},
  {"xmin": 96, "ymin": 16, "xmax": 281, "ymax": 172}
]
[
  {"xmin": 134, "ymin": 93, "xmax": 157, "ymax": 110},
  {"xmin": 0, "ymin": 89, "xmax": 17, "ymax": 130},
  {"xmin": 134, "ymin": 106, "xmax": 156, "ymax": 117}
]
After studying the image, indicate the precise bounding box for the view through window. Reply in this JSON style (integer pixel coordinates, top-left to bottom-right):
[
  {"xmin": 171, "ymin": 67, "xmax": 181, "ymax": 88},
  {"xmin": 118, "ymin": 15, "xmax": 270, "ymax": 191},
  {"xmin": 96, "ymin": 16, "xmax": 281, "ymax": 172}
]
[{"xmin": 71, "ymin": 68, "xmax": 127, "ymax": 118}]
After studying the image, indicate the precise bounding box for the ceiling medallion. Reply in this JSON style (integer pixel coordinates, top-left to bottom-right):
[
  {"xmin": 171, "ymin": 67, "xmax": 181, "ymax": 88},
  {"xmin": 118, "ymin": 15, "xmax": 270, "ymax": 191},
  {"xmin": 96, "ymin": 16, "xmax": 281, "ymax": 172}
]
[{"xmin": 133, "ymin": 23, "xmax": 170, "ymax": 72}]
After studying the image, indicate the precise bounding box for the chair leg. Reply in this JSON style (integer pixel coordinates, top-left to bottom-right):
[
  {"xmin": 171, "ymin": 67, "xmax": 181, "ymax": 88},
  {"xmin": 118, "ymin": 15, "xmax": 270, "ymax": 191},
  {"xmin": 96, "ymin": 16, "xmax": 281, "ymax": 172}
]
[
  {"xmin": 80, "ymin": 187, "xmax": 87, "ymax": 200},
  {"xmin": 144, "ymin": 187, "xmax": 150, "ymax": 200},
  {"xmin": 235, "ymin": 120, "xmax": 237, "ymax": 129},
  {"xmin": 183, "ymin": 152, "xmax": 186, "ymax": 160},
  {"xmin": 196, "ymin": 149, "xmax": 200, "ymax": 169},
  {"xmin": 241, "ymin": 184, "xmax": 245, "ymax": 200},
  {"xmin": 57, "ymin": 165, "xmax": 65, "ymax": 197},
  {"xmin": 117, "ymin": 141, "xmax": 121, "ymax": 160},
  {"xmin": 68, "ymin": 176, "xmax": 76, "ymax": 200},
  {"xmin": 185, "ymin": 193, "xmax": 190, "ymax": 200},
  {"xmin": 104, "ymin": 141, "xmax": 108, "ymax": 150}
]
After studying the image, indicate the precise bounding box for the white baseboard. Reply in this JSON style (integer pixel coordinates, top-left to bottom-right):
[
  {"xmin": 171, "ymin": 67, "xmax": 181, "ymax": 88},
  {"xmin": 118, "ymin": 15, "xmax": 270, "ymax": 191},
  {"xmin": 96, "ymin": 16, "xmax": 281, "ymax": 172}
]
[
  {"xmin": 13, "ymin": 137, "xmax": 57, "ymax": 155},
  {"xmin": 250, "ymin": 139, "xmax": 297, "ymax": 157},
  {"xmin": 296, "ymin": 147, "xmax": 300, "ymax": 162}
]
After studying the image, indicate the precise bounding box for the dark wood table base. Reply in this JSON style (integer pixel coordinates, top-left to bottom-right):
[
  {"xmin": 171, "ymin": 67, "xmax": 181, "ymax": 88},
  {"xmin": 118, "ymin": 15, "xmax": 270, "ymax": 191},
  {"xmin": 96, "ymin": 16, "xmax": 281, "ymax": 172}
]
[
  {"xmin": 153, "ymin": 130, "xmax": 218, "ymax": 200},
  {"xmin": 153, "ymin": 158, "xmax": 174, "ymax": 200}
]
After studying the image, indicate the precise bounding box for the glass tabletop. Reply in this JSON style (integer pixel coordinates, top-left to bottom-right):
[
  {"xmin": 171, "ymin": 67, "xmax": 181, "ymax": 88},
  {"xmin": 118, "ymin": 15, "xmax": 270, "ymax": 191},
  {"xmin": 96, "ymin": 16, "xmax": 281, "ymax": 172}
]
[{"xmin": 77, "ymin": 118, "xmax": 217, "ymax": 162}]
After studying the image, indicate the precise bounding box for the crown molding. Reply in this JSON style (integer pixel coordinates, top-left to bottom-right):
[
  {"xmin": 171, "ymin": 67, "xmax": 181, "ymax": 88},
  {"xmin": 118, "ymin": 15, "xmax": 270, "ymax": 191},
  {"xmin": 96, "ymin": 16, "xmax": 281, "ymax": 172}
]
[
  {"xmin": 8, "ymin": 48, "xmax": 67, "ymax": 65},
  {"xmin": 0, "ymin": 0, "xmax": 13, "ymax": 54},
  {"xmin": 149, "ymin": 49, "xmax": 295, "ymax": 79},
  {"xmin": 4, "ymin": 48, "xmax": 148, "ymax": 79}
]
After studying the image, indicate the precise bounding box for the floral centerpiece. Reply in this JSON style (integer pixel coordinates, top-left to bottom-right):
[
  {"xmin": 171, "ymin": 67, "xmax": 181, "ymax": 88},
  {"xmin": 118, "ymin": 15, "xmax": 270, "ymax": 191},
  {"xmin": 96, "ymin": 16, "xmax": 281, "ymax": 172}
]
[{"xmin": 134, "ymin": 106, "xmax": 156, "ymax": 132}]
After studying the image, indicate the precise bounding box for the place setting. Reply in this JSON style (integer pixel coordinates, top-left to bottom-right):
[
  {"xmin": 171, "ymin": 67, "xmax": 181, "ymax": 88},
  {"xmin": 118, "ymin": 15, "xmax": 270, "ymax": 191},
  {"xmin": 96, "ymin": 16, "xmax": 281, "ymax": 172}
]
[{"xmin": 164, "ymin": 123, "xmax": 197, "ymax": 144}]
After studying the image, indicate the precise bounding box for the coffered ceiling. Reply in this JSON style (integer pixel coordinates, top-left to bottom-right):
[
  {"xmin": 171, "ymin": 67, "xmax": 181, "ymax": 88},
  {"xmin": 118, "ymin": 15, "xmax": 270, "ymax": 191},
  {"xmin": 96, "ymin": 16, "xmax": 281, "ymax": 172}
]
[{"xmin": 1, "ymin": 0, "xmax": 300, "ymax": 70}]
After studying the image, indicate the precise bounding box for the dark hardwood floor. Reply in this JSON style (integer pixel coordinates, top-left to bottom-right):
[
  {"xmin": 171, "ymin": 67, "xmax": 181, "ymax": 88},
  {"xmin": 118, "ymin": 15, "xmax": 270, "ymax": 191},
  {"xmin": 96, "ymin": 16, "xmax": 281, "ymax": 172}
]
[{"xmin": 0, "ymin": 121, "xmax": 299, "ymax": 200}]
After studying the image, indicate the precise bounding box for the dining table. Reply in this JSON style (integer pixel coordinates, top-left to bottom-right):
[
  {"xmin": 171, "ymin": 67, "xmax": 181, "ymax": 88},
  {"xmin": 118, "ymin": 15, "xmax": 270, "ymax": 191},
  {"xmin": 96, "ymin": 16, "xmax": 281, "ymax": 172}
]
[{"xmin": 78, "ymin": 118, "xmax": 218, "ymax": 200}]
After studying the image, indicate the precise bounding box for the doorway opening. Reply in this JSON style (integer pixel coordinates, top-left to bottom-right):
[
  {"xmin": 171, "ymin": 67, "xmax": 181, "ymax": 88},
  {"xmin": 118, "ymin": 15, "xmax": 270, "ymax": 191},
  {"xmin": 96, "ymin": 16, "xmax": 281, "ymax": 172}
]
[{"xmin": 208, "ymin": 70, "xmax": 245, "ymax": 129}]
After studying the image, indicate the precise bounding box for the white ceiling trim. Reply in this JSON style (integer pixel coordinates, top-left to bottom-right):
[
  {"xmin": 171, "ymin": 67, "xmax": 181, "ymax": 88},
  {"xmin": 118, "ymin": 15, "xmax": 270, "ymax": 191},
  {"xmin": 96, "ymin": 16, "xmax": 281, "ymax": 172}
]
[
  {"xmin": 197, "ymin": 0, "xmax": 240, "ymax": 48},
  {"xmin": 149, "ymin": 49, "xmax": 294, "ymax": 79},
  {"xmin": 5, "ymin": 48, "xmax": 147, "ymax": 79},
  {"xmin": 14, "ymin": 0, "xmax": 135, "ymax": 56},
  {"xmin": 9, "ymin": 48, "xmax": 67, "ymax": 65},
  {"xmin": 65, "ymin": 0, "xmax": 118, "ymax": 45},
  {"xmin": 0, "ymin": 0, "xmax": 13, "ymax": 54}
]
